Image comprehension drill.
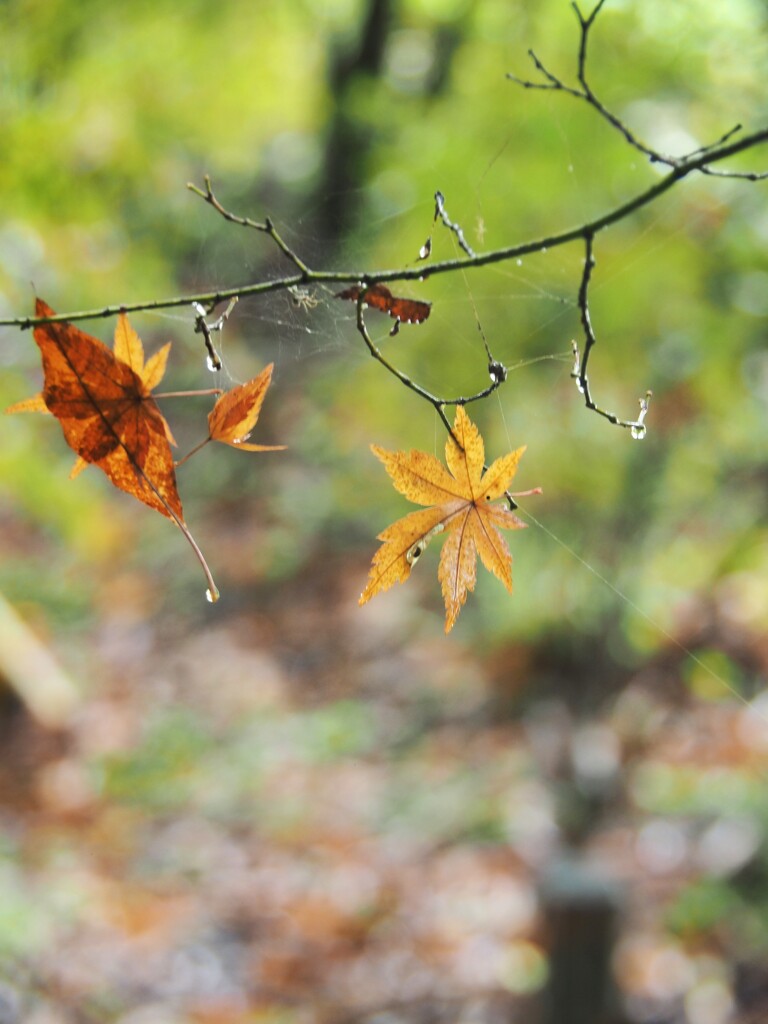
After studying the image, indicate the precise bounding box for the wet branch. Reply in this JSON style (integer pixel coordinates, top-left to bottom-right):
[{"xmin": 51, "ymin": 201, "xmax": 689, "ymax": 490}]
[
  {"xmin": 192, "ymin": 296, "xmax": 239, "ymax": 371},
  {"xmin": 5, "ymin": 119, "xmax": 765, "ymax": 334},
  {"xmin": 433, "ymin": 191, "xmax": 476, "ymax": 258},
  {"xmin": 354, "ymin": 299, "xmax": 507, "ymax": 436},
  {"xmin": 571, "ymin": 233, "xmax": 651, "ymax": 432},
  {"xmin": 355, "ymin": 298, "xmax": 516, "ymax": 494}
]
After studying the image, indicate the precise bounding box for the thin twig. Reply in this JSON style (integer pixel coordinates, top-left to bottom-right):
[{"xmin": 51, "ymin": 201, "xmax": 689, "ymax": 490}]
[
  {"xmin": 434, "ymin": 191, "xmax": 476, "ymax": 258},
  {"xmin": 511, "ymin": 64, "xmax": 663, "ymax": 164},
  {"xmin": 193, "ymin": 297, "xmax": 238, "ymax": 370},
  {"xmin": 687, "ymin": 123, "xmax": 743, "ymax": 157},
  {"xmin": 188, "ymin": 175, "xmax": 310, "ymax": 274},
  {"xmin": 509, "ymin": 0, "xmax": 768, "ymax": 175},
  {"xmin": 354, "ymin": 298, "xmax": 505, "ymax": 414},
  {"xmin": 571, "ymin": 233, "xmax": 651, "ymax": 432},
  {"xmin": 508, "ymin": 0, "xmax": 662, "ymax": 165},
  {"xmin": 354, "ymin": 293, "xmax": 514, "ymax": 490},
  {"xmin": 697, "ymin": 166, "xmax": 768, "ymax": 181},
  {"xmin": 574, "ymin": 0, "xmax": 610, "ymax": 74},
  {"xmin": 355, "ymin": 299, "xmax": 450, "ymax": 434}
]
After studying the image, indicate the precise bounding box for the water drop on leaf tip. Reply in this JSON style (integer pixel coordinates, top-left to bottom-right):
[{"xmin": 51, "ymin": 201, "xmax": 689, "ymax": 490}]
[
  {"xmin": 630, "ymin": 424, "xmax": 646, "ymax": 440},
  {"xmin": 205, "ymin": 586, "xmax": 220, "ymax": 603}
]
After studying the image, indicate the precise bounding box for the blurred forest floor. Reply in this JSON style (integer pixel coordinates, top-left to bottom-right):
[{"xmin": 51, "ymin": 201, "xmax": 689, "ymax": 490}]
[{"xmin": 1, "ymin": 529, "xmax": 768, "ymax": 1024}]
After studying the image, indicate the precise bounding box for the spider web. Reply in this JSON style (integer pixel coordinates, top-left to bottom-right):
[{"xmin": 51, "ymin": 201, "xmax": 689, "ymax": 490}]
[{"xmin": 144, "ymin": 170, "xmax": 582, "ymax": 396}]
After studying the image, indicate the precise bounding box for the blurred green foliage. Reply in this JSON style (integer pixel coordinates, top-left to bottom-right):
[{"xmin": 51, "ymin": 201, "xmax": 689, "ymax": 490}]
[{"xmin": 1, "ymin": 0, "xmax": 767, "ymax": 657}]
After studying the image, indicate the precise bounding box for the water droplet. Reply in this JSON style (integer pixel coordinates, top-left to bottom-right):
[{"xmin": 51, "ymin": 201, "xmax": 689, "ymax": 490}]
[
  {"xmin": 630, "ymin": 424, "xmax": 647, "ymax": 440},
  {"xmin": 205, "ymin": 586, "xmax": 220, "ymax": 603},
  {"xmin": 516, "ymin": 258, "xmax": 523, "ymax": 266},
  {"xmin": 206, "ymin": 354, "xmax": 220, "ymax": 373}
]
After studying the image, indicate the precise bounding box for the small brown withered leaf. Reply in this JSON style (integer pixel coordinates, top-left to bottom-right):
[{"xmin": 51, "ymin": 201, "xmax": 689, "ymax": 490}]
[{"xmin": 336, "ymin": 284, "xmax": 431, "ymax": 326}]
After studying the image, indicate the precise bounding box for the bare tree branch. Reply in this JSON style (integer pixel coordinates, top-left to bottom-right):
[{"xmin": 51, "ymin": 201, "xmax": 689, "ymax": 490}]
[
  {"xmin": 508, "ymin": 0, "xmax": 768, "ymax": 176},
  {"xmin": 4, "ymin": 122, "xmax": 765, "ymax": 332},
  {"xmin": 2, "ymin": 0, "xmax": 766, "ymax": 443}
]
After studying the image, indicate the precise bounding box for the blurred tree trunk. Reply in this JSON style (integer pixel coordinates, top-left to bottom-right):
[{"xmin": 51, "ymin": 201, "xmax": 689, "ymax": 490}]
[
  {"xmin": 539, "ymin": 857, "xmax": 625, "ymax": 1024},
  {"xmin": 316, "ymin": 0, "xmax": 393, "ymax": 249}
]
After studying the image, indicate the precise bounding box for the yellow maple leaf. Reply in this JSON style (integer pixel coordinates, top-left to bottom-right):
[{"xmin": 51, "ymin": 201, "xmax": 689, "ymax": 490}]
[{"xmin": 360, "ymin": 405, "xmax": 533, "ymax": 632}]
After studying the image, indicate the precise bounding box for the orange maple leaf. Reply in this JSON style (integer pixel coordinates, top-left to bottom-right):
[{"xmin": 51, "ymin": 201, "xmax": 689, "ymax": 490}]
[
  {"xmin": 7, "ymin": 299, "xmax": 182, "ymax": 520},
  {"xmin": 7, "ymin": 299, "xmax": 221, "ymax": 599},
  {"xmin": 360, "ymin": 406, "xmax": 533, "ymax": 632},
  {"xmin": 208, "ymin": 364, "xmax": 285, "ymax": 451},
  {"xmin": 8, "ymin": 312, "xmax": 177, "ymax": 481}
]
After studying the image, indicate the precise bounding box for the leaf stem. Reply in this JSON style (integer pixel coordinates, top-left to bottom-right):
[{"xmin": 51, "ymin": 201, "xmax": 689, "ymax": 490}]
[
  {"xmin": 154, "ymin": 388, "xmax": 223, "ymax": 399},
  {"xmin": 175, "ymin": 436, "xmax": 212, "ymax": 468},
  {"xmin": 160, "ymin": 500, "xmax": 219, "ymax": 601}
]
